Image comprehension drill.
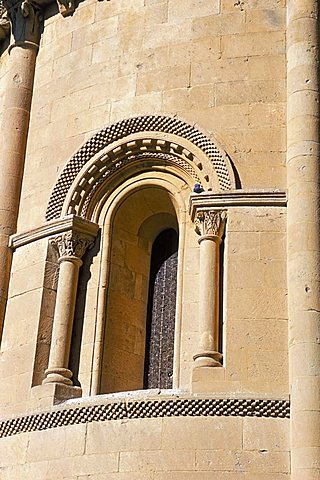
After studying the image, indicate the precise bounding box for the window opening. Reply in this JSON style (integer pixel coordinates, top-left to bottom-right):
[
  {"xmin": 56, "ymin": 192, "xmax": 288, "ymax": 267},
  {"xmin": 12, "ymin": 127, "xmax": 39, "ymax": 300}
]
[{"xmin": 144, "ymin": 228, "xmax": 178, "ymax": 389}]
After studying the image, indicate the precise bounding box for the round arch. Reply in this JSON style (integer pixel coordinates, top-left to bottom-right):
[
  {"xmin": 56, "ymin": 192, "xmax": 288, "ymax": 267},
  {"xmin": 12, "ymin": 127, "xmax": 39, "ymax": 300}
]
[
  {"xmin": 46, "ymin": 115, "xmax": 237, "ymax": 221},
  {"xmin": 90, "ymin": 172, "xmax": 189, "ymax": 395}
]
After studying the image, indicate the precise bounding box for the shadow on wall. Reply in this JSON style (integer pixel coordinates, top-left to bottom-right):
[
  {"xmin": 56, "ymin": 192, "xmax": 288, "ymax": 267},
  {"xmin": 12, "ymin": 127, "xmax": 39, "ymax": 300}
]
[
  {"xmin": 69, "ymin": 230, "xmax": 101, "ymax": 388},
  {"xmin": 32, "ymin": 243, "xmax": 60, "ymax": 386},
  {"xmin": 228, "ymin": 155, "xmax": 242, "ymax": 189}
]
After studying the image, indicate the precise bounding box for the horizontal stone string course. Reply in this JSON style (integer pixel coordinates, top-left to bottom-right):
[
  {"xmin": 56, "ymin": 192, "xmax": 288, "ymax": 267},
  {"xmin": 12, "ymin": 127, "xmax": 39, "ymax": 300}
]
[{"xmin": 0, "ymin": 398, "xmax": 290, "ymax": 438}]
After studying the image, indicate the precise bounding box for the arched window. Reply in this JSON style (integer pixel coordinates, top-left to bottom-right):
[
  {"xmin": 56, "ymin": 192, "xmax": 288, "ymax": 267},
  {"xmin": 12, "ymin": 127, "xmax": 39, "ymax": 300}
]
[
  {"xmin": 100, "ymin": 186, "xmax": 179, "ymax": 394},
  {"xmin": 144, "ymin": 228, "xmax": 178, "ymax": 389},
  {"xmin": 42, "ymin": 117, "xmax": 234, "ymax": 398}
]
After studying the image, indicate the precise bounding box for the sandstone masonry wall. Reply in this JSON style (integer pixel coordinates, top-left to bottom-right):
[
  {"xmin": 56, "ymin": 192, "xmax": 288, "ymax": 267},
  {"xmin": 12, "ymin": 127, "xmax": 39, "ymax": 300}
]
[
  {"xmin": 0, "ymin": 415, "xmax": 290, "ymax": 479},
  {"xmin": 19, "ymin": 0, "xmax": 286, "ymax": 231},
  {"xmin": 0, "ymin": 1, "xmax": 292, "ymax": 479}
]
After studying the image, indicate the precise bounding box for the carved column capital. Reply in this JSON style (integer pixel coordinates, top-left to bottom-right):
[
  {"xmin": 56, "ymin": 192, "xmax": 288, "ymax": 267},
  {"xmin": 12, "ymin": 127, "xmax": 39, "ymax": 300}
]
[
  {"xmin": 195, "ymin": 210, "xmax": 227, "ymax": 238},
  {"xmin": 0, "ymin": 2, "xmax": 10, "ymax": 41},
  {"xmin": 3, "ymin": 0, "xmax": 43, "ymax": 46},
  {"xmin": 2, "ymin": 0, "xmax": 76, "ymax": 48},
  {"xmin": 50, "ymin": 230, "xmax": 94, "ymax": 259}
]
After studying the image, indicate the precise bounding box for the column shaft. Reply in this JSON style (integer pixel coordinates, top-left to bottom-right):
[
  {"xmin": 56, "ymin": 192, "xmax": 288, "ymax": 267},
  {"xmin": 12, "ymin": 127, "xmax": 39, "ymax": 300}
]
[
  {"xmin": 44, "ymin": 257, "xmax": 82, "ymax": 385},
  {"xmin": 0, "ymin": 43, "xmax": 37, "ymax": 338},
  {"xmin": 43, "ymin": 230, "xmax": 93, "ymax": 386},
  {"xmin": 287, "ymin": 1, "xmax": 320, "ymax": 478},
  {"xmin": 193, "ymin": 210, "xmax": 226, "ymax": 368},
  {"xmin": 198, "ymin": 235, "xmax": 220, "ymax": 355}
]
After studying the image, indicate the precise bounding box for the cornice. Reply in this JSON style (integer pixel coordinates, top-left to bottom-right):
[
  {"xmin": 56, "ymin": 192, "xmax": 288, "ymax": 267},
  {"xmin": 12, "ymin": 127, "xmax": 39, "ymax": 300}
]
[
  {"xmin": 9, "ymin": 214, "xmax": 99, "ymax": 249},
  {"xmin": 189, "ymin": 189, "xmax": 287, "ymax": 222}
]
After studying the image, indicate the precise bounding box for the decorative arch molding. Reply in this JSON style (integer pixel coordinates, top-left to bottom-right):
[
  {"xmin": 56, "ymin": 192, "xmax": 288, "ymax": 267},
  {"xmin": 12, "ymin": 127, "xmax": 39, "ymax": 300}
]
[
  {"xmin": 66, "ymin": 134, "xmax": 202, "ymax": 221},
  {"xmin": 46, "ymin": 115, "xmax": 236, "ymax": 221}
]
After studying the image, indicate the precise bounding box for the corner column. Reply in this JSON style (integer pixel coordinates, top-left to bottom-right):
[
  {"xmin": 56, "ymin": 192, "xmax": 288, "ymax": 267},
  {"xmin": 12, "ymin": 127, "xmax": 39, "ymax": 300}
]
[
  {"xmin": 43, "ymin": 231, "xmax": 93, "ymax": 386},
  {"xmin": 0, "ymin": 0, "xmax": 77, "ymax": 342},
  {"xmin": 0, "ymin": 0, "xmax": 43, "ymax": 338},
  {"xmin": 287, "ymin": 1, "xmax": 320, "ymax": 478},
  {"xmin": 193, "ymin": 210, "xmax": 226, "ymax": 368}
]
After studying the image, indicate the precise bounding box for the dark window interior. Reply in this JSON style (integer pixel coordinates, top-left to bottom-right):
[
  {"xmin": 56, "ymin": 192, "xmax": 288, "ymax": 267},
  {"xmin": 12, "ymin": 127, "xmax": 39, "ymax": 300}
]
[{"xmin": 144, "ymin": 228, "xmax": 178, "ymax": 389}]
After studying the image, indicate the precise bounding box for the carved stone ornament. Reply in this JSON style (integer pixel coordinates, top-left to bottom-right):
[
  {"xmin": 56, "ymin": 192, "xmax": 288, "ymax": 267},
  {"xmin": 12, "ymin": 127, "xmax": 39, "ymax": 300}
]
[
  {"xmin": 56, "ymin": 0, "xmax": 75, "ymax": 18},
  {"xmin": 2, "ymin": 0, "xmax": 43, "ymax": 45},
  {"xmin": 0, "ymin": 1, "xmax": 10, "ymax": 41},
  {"xmin": 2, "ymin": 0, "xmax": 76, "ymax": 47},
  {"xmin": 195, "ymin": 210, "xmax": 227, "ymax": 237},
  {"xmin": 50, "ymin": 231, "xmax": 94, "ymax": 259}
]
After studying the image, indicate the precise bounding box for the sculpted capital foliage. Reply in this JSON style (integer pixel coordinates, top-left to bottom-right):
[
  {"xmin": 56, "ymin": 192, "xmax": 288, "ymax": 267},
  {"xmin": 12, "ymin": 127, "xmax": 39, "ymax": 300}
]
[
  {"xmin": 195, "ymin": 210, "xmax": 227, "ymax": 237},
  {"xmin": 2, "ymin": 0, "xmax": 43, "ymax": 45},
  {"xmin": 50, "ymin": 231, "xmax": 94, "ymax": 259},
  {"xmin": 0, "ymin": 1, "xmax": 10, "ymax": 41},
  {"xmin": 1, "ymin": 0, "xmax": 75, "ymax": 47}
]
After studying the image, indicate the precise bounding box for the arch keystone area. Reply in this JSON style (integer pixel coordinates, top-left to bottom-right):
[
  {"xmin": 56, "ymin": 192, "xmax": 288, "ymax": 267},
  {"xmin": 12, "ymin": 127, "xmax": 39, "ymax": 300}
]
[{"xmin": 46, "ymin": 115, "xmax": 236, "ymax": 221}]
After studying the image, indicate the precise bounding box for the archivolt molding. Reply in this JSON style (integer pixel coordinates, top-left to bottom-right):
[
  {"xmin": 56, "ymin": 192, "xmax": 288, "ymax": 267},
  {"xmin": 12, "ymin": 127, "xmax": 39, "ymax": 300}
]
[
  {"xmin": 46, "ymin": 116, "xmax": 235, "ymax": 222},
  {"xmin": 68, "ymin": 137, "xmax": 202, "ymax": 221}
]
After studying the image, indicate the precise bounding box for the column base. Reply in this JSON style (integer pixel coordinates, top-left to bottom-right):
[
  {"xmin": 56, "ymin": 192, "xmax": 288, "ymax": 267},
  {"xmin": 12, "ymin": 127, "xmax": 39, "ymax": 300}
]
[
  {"xmin": 43, "ymin": 367, "xmax": 73, "ymax": 386},
  {"xmin": 29, "ymin": 383, "xmax": 82, "ymax": 410},
  {"xmin": 193, "ymin": 351, "xmax": 223, "ymax": 368}
]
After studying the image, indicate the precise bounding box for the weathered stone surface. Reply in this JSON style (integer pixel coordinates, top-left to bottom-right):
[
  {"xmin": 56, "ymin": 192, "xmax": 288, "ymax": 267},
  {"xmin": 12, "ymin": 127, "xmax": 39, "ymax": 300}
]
[{"xmin": 0, "ymin": 0, "xmax": 317, "ymax": 477}]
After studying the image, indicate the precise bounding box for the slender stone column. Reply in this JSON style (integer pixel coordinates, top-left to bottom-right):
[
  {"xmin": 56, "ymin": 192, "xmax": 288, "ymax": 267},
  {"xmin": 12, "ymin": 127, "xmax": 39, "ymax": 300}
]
[
  {"xmin": 193, "ymin": 210, "xmax": 226, "ymax": 368},
  {"xmin": 43, "ymin": 231, "xmax": 93, "ymax": 386},
  {"xmin": 0, "ymin": 0, "xmax": 76, "ymax": 341},
  {"xmin": 0, "ymin": 0, "xmax": 43, "ymax": 339},
  {"xmin": 287, "ymin": 1, "xmax": 320, "ymax": 478}
]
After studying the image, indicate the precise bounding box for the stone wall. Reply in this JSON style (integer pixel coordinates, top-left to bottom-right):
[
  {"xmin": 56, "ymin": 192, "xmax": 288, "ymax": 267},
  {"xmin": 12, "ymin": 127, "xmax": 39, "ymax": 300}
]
[
  {"xmin": 18, "ymin": 0, "xmax": 286, "ymax": 231},
  {"xmin": 0, "ymin": 395, "xmax": 290, "ymax": 480},
  {"xmin": 0, "ymin": 0, "xmax": 292, "ymax": 478}
]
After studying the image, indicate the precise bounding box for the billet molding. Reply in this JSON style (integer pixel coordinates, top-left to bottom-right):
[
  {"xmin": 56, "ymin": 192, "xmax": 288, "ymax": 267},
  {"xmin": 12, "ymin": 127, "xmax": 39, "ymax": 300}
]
[
  {"xmin": 189, "ymin": 189, "xmax": 287, "ymax": 222},
  {"xmin": 9, "ymin": 214, "xmax": 99, "ymax": 250},
  {"xmin": 0, "ymin": 396, "xmax": 290, "ymax": 438},
  {"xmin": 46, "ymin": 115, "xmax": 235, "ymax": 221}
]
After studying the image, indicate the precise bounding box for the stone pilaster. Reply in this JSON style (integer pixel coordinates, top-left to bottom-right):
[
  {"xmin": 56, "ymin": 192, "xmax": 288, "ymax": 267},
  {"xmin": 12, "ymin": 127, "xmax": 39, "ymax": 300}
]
[
  {"xmin": 287, "ymin": 1, "xmax": 320, "ymax": 478},
  {"xmin": 43, "ymin": 231, "xmax": 93, "ymax": 386},
  {"xmin": 193, "ymin": 210, "xmax": 226, "ymax": 368}
]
